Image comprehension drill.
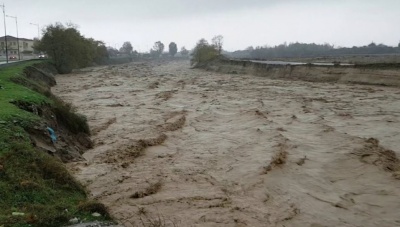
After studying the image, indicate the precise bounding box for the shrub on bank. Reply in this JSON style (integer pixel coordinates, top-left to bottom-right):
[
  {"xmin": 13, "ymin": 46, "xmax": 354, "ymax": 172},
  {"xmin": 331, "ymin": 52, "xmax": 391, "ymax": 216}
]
[
  {"xmin": 52, "ymin": 97, "xmax": 90, "ymax": 135},
  {"xmin": 190, "ymin": 38, "xmax": 219, "ymax": 67}
]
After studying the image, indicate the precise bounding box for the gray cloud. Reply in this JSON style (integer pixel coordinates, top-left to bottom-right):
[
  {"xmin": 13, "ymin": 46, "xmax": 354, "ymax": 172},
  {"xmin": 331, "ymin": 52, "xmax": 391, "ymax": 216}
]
[{"xmin": 2, "ymin": 0, "xmax": 400, "ymax": 51}]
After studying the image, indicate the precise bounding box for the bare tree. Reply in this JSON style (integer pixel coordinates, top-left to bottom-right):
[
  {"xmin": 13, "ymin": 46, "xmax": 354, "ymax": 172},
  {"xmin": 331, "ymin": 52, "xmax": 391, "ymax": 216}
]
[
  {"xmin": 180, "ymin": 46, "xmax": 189, "ymax": 56},
  {"xmin": 212, "ymin": 35, "xmax": 223, "ymax": 55}
]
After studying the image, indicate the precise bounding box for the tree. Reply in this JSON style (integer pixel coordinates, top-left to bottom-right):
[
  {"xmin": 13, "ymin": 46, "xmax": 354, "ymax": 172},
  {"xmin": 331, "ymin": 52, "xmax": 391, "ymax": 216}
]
[
  {"xmin": 107, "ymin": 46, "xmax": 119, "ymax": 57},
  {"xmin": 190, "ymin": 38, "xmax": 218, "ymax": 66},
  {"xmin": 34, "ymin": 23, "xmax": 84, "ymax": 73},
  {"xmin": 119, "ymin": 41, "xmax": 133, "ymax": 54},
  {"xmin": 212, "ymin": 35, "xmax": 224, "ymax": 55},
  {"xmin": 34, "ymin": 22, "xmax": 108, "ymax": 74},
  {"xmin": 246, "ymin": 46, "xmax": 254, "ymax": 51},
  {"xmin": 227, "ymin": 40, "xmax": 399, "ymax": 59},
  {"xmin": 196, "ymin": 39, "xmax": 209, "ymax": 49},
  {"xmin": 151, "ymin": 41, "xmax": 164, "ymax": 57},
  {"xmin": 180, "ymin": 46, "xmax": 189, "ymax": 56},
  {"xmin": 32, "ymin": 38, "xmax": 40, "ymax": 54},
  {"xmin": 85, "ymin": 38, "xmax": 109, "ymax": 65},
  {"xmin": 169, "ymin": 42, "xmax": 178, "ymax": 57}
]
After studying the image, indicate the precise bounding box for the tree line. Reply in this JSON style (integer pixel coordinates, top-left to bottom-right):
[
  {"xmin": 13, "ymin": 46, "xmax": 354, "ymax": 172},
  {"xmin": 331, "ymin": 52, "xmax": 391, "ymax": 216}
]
[
  {"xmin": 106, "ymin": 41, "xmax": 189, "ymax": 58},
  {"xmin": 34, "ymin": 22, "xmax": 191, "ymax": 74},
  {"xmin": 230, "ymin": 42, "xmax": 400, "ymax": 59}
]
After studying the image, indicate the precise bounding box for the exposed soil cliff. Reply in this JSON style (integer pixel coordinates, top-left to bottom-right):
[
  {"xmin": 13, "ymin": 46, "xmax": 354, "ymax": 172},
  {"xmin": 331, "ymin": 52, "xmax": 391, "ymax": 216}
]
[{"xmin": 205, "ymin": 59, "xmax": 400, "ymax": 87}]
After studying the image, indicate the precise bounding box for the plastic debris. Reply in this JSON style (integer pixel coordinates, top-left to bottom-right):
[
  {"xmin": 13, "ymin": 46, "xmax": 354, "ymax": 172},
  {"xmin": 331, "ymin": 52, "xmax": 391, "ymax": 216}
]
[
  {"xmin": 69, "ymin": 217, "xmax": 79, "ymax": 224},
  {"xmin": 92, "ymin": 212, "xmax": 101, "ymax": 217},
  {"xmin": 46, "ymin": 127, "xmax": 57, "ymax": 143}
]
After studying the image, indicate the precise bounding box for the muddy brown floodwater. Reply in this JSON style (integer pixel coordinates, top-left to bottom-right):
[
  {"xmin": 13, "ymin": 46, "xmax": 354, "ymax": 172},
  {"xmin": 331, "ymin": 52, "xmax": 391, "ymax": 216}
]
[{"xmin": 53, "ymin": 60, "xmax": 400, "ymax": 227}]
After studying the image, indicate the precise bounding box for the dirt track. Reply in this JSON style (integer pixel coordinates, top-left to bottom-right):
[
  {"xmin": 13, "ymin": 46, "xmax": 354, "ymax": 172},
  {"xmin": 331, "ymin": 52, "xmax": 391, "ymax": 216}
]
[{"xmin": 53, "ymin": 60, "xmax": 400, "ymax": 227}]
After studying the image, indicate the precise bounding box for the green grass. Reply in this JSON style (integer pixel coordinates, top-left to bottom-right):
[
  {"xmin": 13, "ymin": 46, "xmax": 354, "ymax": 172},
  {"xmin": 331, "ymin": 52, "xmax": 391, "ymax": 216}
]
[
  {"xmin": 0, "ymin": 62, "xmax": 109, "ymax": 226},
  {"xmin": 0, "ymin": 61, "xmax": 49, "ymax": 127}
]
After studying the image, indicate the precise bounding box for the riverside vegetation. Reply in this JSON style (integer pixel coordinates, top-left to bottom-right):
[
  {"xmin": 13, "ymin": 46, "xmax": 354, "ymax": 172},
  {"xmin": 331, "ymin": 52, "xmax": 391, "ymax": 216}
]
[{"xmin": 0, "ymin": 61, "xmax": 111, "ymax": 226}]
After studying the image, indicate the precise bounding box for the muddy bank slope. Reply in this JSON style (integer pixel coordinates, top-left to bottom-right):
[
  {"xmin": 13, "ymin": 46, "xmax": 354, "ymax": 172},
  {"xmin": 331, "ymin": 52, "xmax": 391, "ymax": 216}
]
[
  {"xmin": 205, "ymin": 59, "xmax": 400, "ymax": 87},
  {"xmin": 0, "ymin": 61, "xmax": 109, "ymax": 226},
  {"xmin": 54, "ymin": 60, "xmax": 400, "ymax": 227}
]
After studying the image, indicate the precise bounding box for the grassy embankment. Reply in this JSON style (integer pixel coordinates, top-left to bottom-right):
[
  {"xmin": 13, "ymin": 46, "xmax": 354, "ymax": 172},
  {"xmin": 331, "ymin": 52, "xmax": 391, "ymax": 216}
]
[{"xmin": 0, "ymin": 61, "xmax": 109, "ymax": 227}]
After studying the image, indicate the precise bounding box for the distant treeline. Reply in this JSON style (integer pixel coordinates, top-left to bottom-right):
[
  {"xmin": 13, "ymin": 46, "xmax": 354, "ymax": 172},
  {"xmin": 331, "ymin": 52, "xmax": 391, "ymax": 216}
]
[{"xmin": 229, "ymin": 42, "xmax": 400, "ymax": 59}]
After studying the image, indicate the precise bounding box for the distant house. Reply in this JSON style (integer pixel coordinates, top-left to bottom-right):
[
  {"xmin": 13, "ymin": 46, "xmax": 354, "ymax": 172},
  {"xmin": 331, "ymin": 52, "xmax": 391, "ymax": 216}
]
[{"xmin": 0, "ymin": 35, "xmax": 35, "ymax": 56}]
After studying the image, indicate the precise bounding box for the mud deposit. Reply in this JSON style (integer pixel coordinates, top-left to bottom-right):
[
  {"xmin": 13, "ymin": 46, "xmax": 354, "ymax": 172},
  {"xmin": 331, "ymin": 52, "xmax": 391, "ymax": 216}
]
[{"xmin": 53, "ymin": 60, "xmax": 400, "ymax": 227}]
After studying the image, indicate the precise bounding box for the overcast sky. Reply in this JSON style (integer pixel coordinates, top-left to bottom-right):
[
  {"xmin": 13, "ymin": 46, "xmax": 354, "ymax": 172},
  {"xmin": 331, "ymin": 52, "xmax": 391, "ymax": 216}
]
[{"xmin": 1, "ymin": 0, "xmax": 399, "ymax": 51}]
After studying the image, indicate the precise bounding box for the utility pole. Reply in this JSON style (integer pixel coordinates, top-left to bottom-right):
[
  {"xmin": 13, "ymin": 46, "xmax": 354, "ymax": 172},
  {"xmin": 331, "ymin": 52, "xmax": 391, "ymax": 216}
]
[
  {"xmin": 0, "ymin": 4, "xmax": 8, "ymax": 63},
  {"xmin": 6, "ymin": 15, "xmax": 19, "ymax": 60},
  {"xmin": 30, "ymin": 23, "xmax": 39, "ymax": 39}
]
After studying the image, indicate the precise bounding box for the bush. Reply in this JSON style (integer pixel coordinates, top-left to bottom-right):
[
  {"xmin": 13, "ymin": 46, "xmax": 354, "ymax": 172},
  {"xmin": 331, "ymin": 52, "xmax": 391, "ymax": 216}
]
[
  {"xmin": 190, "ymin": 39, "xmax": 219, "ymax": 67},
  {"xmin": 52, "ymin": 97, "xmax": 90, "ymax": 134},
  {"xmin": 78, "ymin": 201, "xmax": 110, "ymax": 217}
]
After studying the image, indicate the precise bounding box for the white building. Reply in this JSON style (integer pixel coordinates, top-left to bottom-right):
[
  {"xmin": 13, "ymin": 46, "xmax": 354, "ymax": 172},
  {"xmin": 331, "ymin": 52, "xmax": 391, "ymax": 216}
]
[{"xmin": 0, "ymin": 35, "xmax": 35, "ymax": 57}]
